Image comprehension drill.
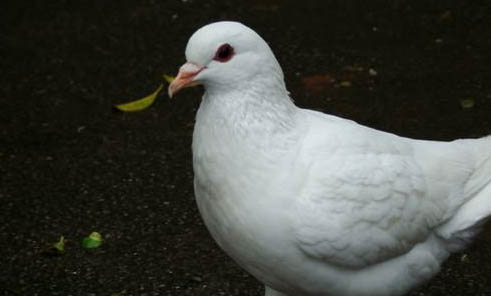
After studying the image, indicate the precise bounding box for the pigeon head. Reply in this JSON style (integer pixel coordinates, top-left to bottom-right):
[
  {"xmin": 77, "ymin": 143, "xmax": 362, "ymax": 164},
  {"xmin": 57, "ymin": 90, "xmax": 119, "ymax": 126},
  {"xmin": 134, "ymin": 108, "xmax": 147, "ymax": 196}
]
[{"xmin": 168, "ymin": 21, "xmax": 285, "ymax": 97}]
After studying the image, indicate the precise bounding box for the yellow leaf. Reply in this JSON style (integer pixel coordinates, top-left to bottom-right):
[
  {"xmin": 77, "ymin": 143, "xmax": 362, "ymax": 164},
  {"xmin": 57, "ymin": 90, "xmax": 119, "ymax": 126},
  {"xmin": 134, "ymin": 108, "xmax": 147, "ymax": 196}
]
[
  {"xmin": 115, "ymin": 84, "xmax": 163, "ymax": 112},
  {"xmin": 163, "ymin": 74, "xmax": 175, "ymax": 83},
  {"xmin": 53, "ymin": 236, "xmax": 65, "ymax": 252}
]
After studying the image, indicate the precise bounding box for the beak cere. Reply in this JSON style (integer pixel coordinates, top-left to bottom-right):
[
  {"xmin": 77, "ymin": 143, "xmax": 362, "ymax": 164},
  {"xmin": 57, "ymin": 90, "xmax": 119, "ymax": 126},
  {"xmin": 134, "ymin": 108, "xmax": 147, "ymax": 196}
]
[{"xmin": 168, "ymin": 62, "xmax": 204, "ymax": 98}]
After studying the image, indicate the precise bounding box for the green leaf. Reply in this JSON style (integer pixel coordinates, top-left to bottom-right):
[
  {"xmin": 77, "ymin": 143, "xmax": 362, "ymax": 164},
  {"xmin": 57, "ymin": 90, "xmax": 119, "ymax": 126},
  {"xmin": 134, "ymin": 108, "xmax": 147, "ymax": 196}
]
[
  {"xmin": 82, "ymin": 232, "xmax": 103, "ymax": 249},
  {"xmin": 460, "ymin": 99, "xmax": 475, "ymax": 109}
]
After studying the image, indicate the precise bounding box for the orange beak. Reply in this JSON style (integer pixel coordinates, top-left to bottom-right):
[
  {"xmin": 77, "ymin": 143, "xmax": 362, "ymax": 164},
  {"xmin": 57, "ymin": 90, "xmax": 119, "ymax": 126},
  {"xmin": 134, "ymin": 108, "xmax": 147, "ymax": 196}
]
[{"xmin": 168, "ymin": 62, "xmax": 204, "ymax": 98}]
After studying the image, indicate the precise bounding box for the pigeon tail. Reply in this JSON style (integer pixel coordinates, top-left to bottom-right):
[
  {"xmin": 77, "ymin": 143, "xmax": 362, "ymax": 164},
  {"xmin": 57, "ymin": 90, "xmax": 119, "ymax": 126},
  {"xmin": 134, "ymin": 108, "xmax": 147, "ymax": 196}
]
[{"xmin": 437, "ymin": 136, "xmax": 491, "ymax": 251}]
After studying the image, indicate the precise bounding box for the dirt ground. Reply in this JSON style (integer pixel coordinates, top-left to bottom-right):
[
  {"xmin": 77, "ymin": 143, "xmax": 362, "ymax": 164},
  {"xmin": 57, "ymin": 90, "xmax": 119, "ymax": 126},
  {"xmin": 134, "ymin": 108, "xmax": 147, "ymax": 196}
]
[{"xmin": 1, "ymin": 1, "xmax": 490, "ymax": 295}]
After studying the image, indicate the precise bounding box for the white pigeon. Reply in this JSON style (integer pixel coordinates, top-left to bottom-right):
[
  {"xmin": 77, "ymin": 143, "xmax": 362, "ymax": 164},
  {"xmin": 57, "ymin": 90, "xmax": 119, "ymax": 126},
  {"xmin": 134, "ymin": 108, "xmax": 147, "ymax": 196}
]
[{"xmin": 168, "ymin": 21, "xmax": 491, "ymax": 296}]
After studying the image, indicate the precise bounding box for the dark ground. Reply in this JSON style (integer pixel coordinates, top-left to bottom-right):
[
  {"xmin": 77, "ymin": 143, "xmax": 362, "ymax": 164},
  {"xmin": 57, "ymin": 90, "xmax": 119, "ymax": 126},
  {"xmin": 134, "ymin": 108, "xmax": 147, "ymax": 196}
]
[{"xmin": 1, "ymin": 1, "xmax": 491, "ymax": 295}]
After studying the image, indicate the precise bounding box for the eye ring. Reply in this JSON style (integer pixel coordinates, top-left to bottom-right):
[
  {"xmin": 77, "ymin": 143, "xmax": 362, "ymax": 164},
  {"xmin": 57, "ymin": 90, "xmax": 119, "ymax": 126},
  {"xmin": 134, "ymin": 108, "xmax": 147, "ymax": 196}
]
[{"xmin": 213, "ymin": 43, "xmax": 234, "ymax": 62}]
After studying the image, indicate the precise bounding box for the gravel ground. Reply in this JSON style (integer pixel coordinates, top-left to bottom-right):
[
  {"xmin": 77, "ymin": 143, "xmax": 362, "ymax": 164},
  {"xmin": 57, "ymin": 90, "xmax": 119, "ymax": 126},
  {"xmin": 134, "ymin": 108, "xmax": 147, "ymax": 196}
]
[{"xmin": 1, "ymin": 1, "xmax": 490, "ymax": 295}]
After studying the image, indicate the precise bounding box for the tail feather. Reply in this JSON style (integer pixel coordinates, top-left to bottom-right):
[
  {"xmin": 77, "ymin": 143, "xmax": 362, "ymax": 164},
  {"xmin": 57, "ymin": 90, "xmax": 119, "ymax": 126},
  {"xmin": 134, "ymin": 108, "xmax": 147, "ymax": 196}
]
[{"xmin": 436, "ymin": 136, "xmax": 491, "ymax": 251}]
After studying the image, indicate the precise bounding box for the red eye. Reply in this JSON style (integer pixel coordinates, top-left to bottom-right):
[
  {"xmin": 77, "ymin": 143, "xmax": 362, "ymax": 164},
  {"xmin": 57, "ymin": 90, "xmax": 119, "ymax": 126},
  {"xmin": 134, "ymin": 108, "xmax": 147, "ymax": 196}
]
[{"xmin": 213, "ymin": 43, "xmax": 234, "ymax": 62}]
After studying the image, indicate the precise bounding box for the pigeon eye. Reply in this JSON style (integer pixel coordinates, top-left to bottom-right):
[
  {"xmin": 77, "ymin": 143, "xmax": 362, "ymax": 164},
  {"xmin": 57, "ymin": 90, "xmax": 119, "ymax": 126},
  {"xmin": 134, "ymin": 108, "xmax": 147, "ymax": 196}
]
[{"xmin": 213, "ymin": 43, "xmax": 234, "ymax": 62}]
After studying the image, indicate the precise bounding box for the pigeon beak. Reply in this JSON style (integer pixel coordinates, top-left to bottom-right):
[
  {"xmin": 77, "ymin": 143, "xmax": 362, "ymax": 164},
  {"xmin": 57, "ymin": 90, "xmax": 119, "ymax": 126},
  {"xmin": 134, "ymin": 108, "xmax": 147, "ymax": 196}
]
[{"xmin": 168, "ymin": 62, "xmax": 204, "ymax": 98}]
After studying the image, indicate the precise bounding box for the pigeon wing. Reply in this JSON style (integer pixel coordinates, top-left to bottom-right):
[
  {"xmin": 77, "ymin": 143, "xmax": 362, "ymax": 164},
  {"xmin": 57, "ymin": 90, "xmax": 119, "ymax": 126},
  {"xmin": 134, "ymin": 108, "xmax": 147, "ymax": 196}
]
[{"xmin": 293, "ymin": 112, "xmax": 459, "ymax": 268}]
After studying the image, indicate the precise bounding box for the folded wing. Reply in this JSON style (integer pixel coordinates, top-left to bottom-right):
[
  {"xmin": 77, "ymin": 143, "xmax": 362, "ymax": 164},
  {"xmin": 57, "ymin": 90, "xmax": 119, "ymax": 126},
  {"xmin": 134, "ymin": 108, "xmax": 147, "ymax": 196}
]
[{"xmin": 294, "ymin": 111, "xmax": 487, "ymax": 268}]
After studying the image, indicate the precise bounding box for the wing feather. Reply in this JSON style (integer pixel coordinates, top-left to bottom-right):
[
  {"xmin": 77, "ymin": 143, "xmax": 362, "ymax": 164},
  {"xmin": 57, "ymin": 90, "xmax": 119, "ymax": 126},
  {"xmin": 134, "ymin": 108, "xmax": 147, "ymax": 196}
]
[{"xmin": 294, "ymin": 112, "xmax": 452, "ymax": 268}]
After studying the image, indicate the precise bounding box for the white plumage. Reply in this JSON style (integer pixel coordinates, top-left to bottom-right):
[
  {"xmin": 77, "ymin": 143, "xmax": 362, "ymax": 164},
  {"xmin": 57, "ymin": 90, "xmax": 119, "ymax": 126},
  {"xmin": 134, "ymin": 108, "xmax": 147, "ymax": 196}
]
[{"xmin": 168, "ymin": 21, "xmax": 491, "ymax": 296}]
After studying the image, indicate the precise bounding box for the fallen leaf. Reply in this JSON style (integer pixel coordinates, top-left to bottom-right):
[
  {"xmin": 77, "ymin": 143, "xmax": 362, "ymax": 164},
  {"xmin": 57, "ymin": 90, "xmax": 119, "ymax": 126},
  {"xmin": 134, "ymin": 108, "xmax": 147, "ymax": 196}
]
[
  {"xmin": 339, "ymin": 81, "xmax": 352, "ymax": 87},
  {"xmin": 302, "ymin": 75, "xmax": 335, "ymax": 92},
  {"xmin": 115, "ymin": 74, "xmax": 175, "ymax": 112},
  {"xmin": 460, "ymin": 99, "xmax": 475, "ymax": 109},
  {"xmin": 82, "ymin": 232, "xmax": 103, "ymax": 249},
  {"xmin": 40, "ymin": 236, "xmax": 65, "ymax": 256},
  {"xmin": 439, "ymin": 10, "xmax": 452, "ymax": 22},
  {"xmin": 53, "ymin": 236, "xmax": 65, "ymax": 252},
  {"xmin": 163, "ymin": 74, "xmax": 175, "ymax": 83},
  {"xmin": 115, "ymin": 84, "xmax": 163, "ymax": 112}
]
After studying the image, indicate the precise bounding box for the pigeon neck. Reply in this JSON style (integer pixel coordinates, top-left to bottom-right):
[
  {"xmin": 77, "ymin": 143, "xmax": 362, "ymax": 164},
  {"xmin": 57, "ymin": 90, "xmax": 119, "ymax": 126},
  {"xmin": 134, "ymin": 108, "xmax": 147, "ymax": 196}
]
[
  {"xmin": 201, "ymin": 77, "xmax": 297, "ymax": 136},
  {"xmin": 193, "ymin": 75, "xmax": 300, "ymax": 157}
]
